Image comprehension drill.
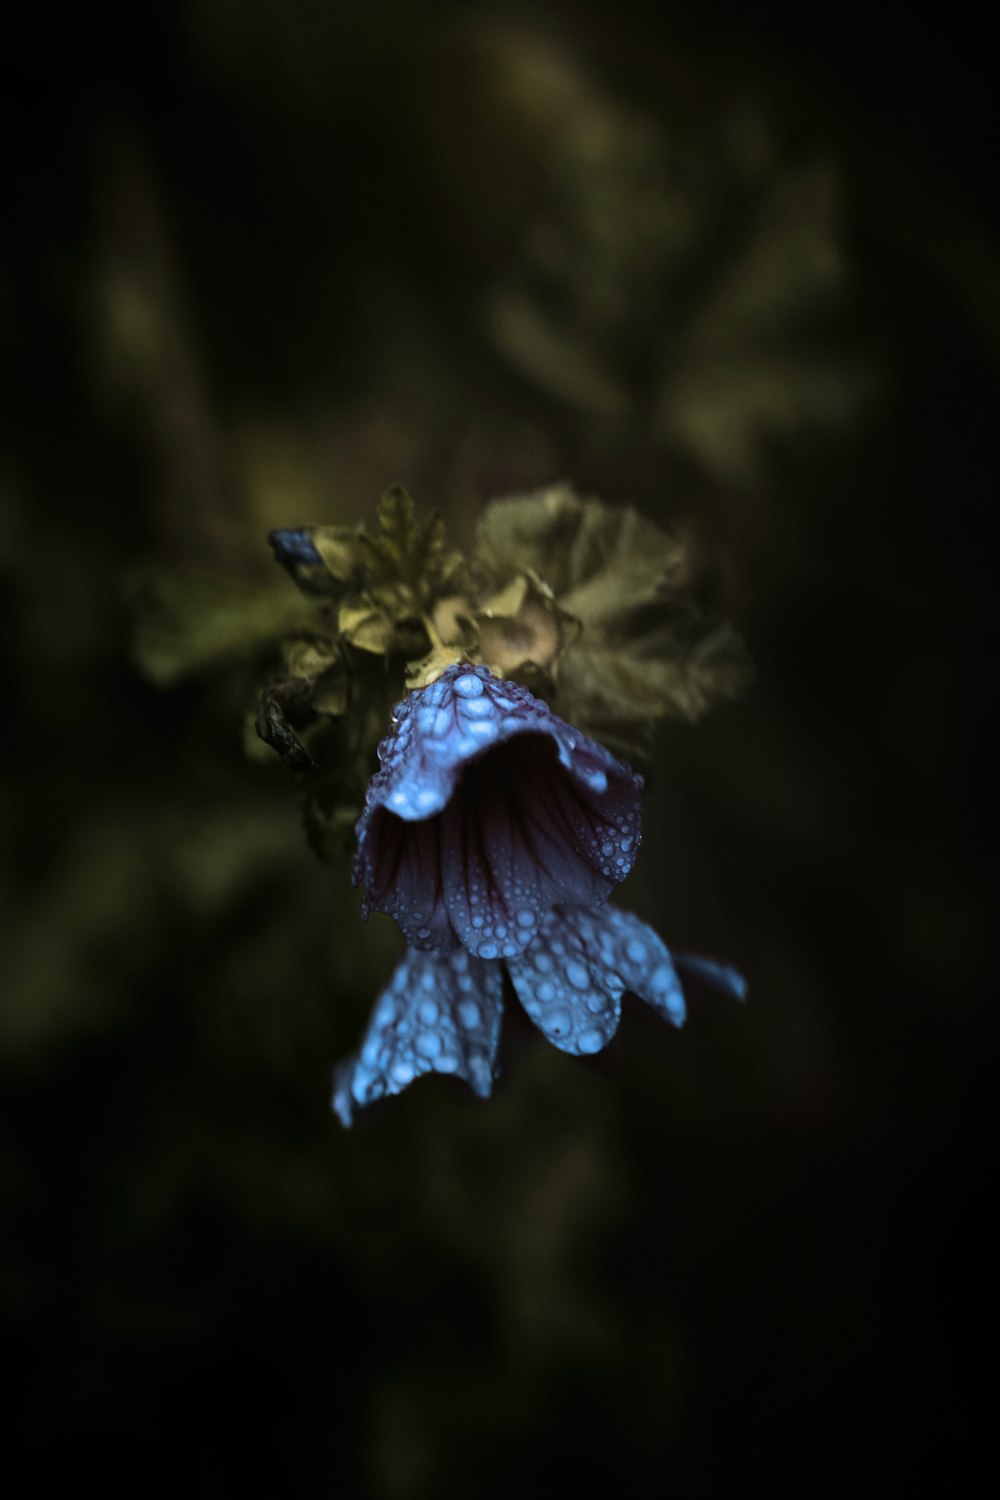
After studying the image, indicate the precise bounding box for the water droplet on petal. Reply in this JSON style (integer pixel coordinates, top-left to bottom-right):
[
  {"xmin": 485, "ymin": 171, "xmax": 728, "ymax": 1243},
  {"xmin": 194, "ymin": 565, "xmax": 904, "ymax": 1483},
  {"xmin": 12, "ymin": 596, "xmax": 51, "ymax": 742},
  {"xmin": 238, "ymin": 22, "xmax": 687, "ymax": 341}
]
[
  {"xmin": 578, "ymin": 1028, "xmax": 603, "ymax": 1054},
  {"xmin": 650, "ymin": 963, "xmax": 675, "ymax": 995},
  {"xmin": 457, "ymin": 1001, "xmax": 481, "ymax": 1029},
  {"xmin": 453, "ymin": 673, "xmax": 485, "ymax": 698}
]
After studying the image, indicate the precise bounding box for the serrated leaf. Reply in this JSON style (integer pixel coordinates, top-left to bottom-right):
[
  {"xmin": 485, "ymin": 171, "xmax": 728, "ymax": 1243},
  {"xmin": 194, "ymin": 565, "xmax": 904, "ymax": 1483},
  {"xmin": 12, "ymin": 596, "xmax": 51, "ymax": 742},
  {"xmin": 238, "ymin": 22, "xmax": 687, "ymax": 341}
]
[
  {"xmin": 476, "ymin": 484, "xmax": 683, "ymax": 627},
  {"xmin": 559, "ymin": 620, "xmax": 751, "ymax": 735},
  {"xmin": 359, "ymin": 485, "xmax": 461, "ymax": 596}
]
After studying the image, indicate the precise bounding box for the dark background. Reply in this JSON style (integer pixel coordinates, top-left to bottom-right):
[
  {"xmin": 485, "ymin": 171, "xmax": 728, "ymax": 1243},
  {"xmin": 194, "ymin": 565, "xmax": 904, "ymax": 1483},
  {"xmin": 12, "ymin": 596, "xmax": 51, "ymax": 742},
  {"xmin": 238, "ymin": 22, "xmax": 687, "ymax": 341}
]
[{"xmin": 2, "ymin": 3, "xmax": 993, "ymax": 1493}]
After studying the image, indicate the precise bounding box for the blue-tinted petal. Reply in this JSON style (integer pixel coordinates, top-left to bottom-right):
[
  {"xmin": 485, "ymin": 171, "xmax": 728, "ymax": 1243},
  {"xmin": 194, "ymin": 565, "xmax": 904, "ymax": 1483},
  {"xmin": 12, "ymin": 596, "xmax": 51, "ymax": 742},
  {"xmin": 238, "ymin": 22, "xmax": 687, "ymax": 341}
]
[
  {"xmin": 267, "ymin": 527, "xmax": 323, "ymax": 571},
  {"xmin": 439, "ymin": 732, "xmax": 618, "ymax": 961},
  {"xmin": 675, "ymin": 953, "xmax": 748, "ymax": 1003},
  {"xmin": 506, "ymin": 903, "xmax": 691, "ymax": 1054},
  {"xmin": 356, "ymin": 811, "xmax": 455, "ymax": 953},
  {"xmin": 332, "ymin": 946, "xmax": 504, "ymax": 1126},
  {"xmin": 354, "ymin": 664, "xmax": 643, "ymax": 956},
  {"xmin": 505, "ymin": 906, "xmax": 625, "ymax": 1056}
]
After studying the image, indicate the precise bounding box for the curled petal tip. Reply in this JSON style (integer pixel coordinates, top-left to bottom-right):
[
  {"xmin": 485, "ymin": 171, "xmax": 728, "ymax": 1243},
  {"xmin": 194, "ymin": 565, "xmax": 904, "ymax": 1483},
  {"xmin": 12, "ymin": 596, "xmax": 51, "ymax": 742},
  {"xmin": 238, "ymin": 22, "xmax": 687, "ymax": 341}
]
[
  {"xmin": 332, "ymin": 946, "xmax": 504, "ymax": 1125},
  {"xmin": 675, "ymin": 953, "xmax": 748, "ymax": 1003}
]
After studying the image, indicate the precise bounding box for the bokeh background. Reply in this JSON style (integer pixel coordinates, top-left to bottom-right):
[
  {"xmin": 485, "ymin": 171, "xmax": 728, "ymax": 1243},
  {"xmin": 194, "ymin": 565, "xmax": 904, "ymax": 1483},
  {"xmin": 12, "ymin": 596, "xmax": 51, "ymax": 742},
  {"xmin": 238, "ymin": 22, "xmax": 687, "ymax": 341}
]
[{"xmin": 2, "ymin": 4, "xmax": 993, "ymax": 1492}]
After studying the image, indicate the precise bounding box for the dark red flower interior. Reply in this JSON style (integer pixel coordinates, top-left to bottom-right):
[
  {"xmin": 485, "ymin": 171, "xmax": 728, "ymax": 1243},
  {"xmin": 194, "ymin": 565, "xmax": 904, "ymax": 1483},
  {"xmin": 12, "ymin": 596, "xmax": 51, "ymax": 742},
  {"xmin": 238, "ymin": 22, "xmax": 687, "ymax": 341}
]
[{"xmin": 364, "ymin": 733, "xmax": 631, "ymax": 958}]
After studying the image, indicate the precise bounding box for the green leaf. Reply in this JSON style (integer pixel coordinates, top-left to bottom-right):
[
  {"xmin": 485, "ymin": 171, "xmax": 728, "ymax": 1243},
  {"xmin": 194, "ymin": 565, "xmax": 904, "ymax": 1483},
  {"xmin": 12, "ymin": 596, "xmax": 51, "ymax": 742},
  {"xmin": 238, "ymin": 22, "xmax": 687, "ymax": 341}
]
[
  {"xmin": 559, "ymin": 620, "xmax": 752, "ymax": 735},
  {"xmin": 475, "ymin": 484, "xmax": 683, "ymax": 625},
  {"xmin": 130, "ymin": 571, "xmax": 314, "ymax": 686}
]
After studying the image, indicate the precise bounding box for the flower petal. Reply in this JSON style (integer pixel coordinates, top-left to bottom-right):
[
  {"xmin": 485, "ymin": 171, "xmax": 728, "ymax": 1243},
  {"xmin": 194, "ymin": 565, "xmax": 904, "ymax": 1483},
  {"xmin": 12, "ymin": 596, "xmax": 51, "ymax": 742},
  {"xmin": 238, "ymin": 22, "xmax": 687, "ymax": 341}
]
[
  {"xmin": 354, "ymin": 664, "xmax": 643, "ymax": 956},
  {"xmin": 439, "ymin": 733, "xmax": 621, "ymax": 960},
  {"xmin": 357, "ymin": 810, "xmax": 455, "ymax": 953},
  {"xmin": 506, "ymin": 904, "xmax": 690, "ymax": 1055},
  {"xmin": 332, "ymin": 946, "xmax": 504, "ymax": 1126},
  {"xmin": 675, "ymin": 953, "xmax": 748, "ymax": 1002}
]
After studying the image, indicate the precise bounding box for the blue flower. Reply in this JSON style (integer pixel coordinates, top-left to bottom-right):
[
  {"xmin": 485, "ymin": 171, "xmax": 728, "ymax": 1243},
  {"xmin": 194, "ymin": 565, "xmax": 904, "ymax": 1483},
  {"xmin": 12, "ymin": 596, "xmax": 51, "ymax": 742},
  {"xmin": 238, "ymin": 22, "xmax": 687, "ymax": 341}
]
[
  {"xmin": 335, "ymin": 663, "xmax": 745, "ymax": 1125},
  {"xmin": 333, "ymin": 903, "xmax": 745, "ymax": 1125},
  {"xmin": 353, "ymin": 664, "xmax": 643, "ymax": 961}
]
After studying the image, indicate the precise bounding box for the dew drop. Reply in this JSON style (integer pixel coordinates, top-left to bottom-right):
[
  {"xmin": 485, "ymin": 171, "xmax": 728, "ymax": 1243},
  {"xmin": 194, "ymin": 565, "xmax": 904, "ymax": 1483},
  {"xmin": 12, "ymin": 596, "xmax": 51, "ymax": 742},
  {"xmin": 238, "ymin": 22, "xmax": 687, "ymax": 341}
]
[
  {"xmin": 546, "ymin": 1007, "xmax": 572, "ymax": 1037},
  {"xmin": 461, "ymin": 695, "xmax": 493, "ymax": 719},
  {"xmin": 516, "ymin": 909, "xmax": 536, "ymax": 928},
  {"xmin": 578, "ymin": 1028, "xmax": 603, "ymax": 1054},
  {"xmin": 415, "ymin": 1031, "xmax": 442, "ymax": 1059},
  {"xmin": 453, "ymin": 673, "xmax": 485, "ymax": 698},
  {"xmin": 457, "ymin": 1000, "xmax": 481, "ymax": 1030},
  {"xmin": 650, "ymin": 963, "xmax": 675, "ymax": 995},
  {"xmin": 478, "ymin": 941, "xmax": 499, "ymax": 960},
  {"xmin": 565, "ymin": 961, "xmax": 590, "ymax": 991}
]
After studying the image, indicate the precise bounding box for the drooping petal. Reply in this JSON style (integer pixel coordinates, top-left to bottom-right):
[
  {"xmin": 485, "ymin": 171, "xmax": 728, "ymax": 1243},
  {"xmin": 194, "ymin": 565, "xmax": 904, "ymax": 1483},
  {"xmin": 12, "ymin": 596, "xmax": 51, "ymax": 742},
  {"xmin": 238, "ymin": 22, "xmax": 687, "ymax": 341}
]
[
  {"xmin": 353, "ymin": 664, "xmax": 643, "ymax": 956},
  {"xmin": 675, "ymin": 953, "xmax": 748, "ymax": 1002},
  {"xmin": 506, "ymin": 904, "xmax": 698, "ymax": 1055},
  {"xmin": 505, "ymin": 907, "xmax": 624, "ymax": 1055},
  {"xmin": 332, "ymin": 946, "xmax": 504, "ymax": 1126}
]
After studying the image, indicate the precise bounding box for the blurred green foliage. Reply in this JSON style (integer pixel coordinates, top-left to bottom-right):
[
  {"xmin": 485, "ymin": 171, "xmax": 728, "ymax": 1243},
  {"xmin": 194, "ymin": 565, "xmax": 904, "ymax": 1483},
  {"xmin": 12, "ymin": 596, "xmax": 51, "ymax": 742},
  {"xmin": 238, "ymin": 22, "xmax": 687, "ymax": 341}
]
[{"xmin": 1, "ymin": 3, "xmax": 993, "ymax": 1494}]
